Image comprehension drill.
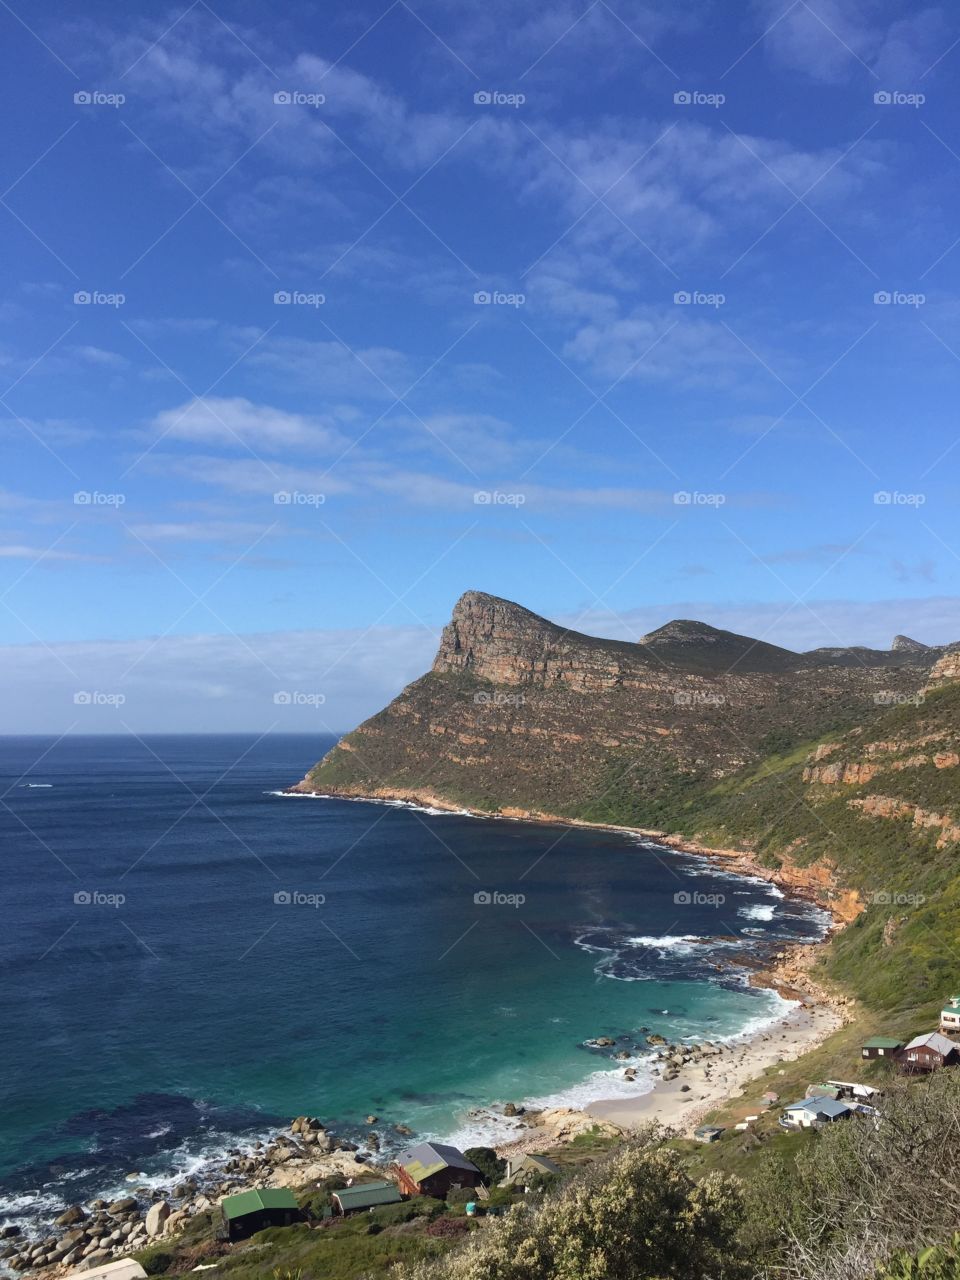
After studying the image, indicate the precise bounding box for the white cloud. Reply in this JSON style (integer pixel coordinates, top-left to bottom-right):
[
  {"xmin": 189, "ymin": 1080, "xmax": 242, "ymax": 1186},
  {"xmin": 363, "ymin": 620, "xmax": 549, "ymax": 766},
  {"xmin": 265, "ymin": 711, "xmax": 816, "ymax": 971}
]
[{"xmin": 149, "ymin": 396, "xmax": 348, "ymax": 453}]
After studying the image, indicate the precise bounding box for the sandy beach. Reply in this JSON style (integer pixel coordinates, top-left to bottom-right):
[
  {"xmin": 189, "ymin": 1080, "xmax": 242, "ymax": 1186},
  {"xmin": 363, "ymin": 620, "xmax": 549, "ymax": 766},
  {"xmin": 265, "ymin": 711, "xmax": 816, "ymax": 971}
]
[{"xmin": 584, "ymin": 996, "xmax": 841, "ymax": 1135}]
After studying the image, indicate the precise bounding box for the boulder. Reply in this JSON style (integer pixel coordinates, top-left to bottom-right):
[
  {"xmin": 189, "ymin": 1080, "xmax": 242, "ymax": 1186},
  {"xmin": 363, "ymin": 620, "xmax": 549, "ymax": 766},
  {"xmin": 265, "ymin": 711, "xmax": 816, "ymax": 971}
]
[
  {"xmin": 56, "ymin": 1205, "xmax": 86, "ymax": 1227},
  {"xmin": 145, "ymin": 1200, "xmax": 171, "ymax": 1237},
  {"xmin": 164, "ymin": 1210, "xmax": 188, "ymax": 1236},
  {"xmin": 107, "ymin": 1197, "xmax": 138, "ymax": 1216},
  {"xmin": 79, "ymin": 1249, "xmax": 112, "ymax": 1268},
  {"xmin": 0, "ymin": 1227, "xmax": 21, "ymax": 1239},
  {"xmin": 503, "ymin": 1103, "xmax": 518, "ymax": 1117},
  {"xmin": 365, "ymin": 1115, "xmax": 378, "ymax": 1124}
]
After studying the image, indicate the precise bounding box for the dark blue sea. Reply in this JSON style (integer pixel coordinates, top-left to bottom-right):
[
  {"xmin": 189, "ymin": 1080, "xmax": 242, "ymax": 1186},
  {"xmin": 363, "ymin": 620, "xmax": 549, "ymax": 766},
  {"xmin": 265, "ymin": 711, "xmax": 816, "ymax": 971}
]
[{"xmin": 0, "ymin": 734, "xmax": 828, "ymax": 1232}]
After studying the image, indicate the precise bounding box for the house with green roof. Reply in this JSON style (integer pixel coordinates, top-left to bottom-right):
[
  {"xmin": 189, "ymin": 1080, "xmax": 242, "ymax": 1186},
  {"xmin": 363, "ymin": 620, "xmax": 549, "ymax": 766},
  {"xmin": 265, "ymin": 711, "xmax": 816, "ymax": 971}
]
[
  {"xmin": 331, "ymin": 1181, "xmax": 403, "ymax": 1215},
  {"xmin": 940, "ymin": 1005, "xmax": 960, "ymax": 1034},
  {"xmin": 220, "ymin": 1188, "xmax": 302, "ymax": 1240},
  {"xmin": 861, "ymin": 1036, "xmax": 904, "ymax": 1060}
]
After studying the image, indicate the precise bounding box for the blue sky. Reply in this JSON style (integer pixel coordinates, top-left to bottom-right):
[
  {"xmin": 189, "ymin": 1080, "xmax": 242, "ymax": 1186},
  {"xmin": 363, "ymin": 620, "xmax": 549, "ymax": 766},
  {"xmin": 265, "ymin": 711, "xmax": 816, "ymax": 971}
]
[{"xmin": 1, "ymin": 0, "xmax": 959, "ymax": 731}]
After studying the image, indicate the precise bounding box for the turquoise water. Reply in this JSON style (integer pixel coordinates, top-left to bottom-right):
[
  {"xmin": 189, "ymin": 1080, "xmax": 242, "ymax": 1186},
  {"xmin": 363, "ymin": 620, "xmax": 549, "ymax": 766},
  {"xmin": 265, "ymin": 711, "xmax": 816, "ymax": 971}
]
[{"xmin": 0, "ymin": 734, "xmax": 826, "ymax": 1229}]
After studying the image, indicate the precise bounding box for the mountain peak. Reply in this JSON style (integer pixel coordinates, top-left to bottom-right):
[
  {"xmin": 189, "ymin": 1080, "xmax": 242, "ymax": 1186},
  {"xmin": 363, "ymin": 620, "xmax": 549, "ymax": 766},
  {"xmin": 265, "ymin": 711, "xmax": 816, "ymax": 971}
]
[{"xmin": 892, "ymin": 634, "xmax": 930, "ymax": 652}]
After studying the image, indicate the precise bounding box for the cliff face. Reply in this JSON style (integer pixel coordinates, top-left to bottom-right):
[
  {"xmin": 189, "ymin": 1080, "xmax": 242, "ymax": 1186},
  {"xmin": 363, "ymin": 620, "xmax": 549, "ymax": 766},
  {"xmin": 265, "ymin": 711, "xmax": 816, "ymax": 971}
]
[{"xmin": 297, "ymin": 590, "xmax": 949, "ymax": 822}]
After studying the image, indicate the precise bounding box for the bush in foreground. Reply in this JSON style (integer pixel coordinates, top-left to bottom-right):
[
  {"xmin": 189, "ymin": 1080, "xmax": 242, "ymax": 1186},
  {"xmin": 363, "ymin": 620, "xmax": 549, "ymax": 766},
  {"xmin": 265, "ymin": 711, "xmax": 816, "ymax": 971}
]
[{"xmin": 399, "ymin": 1138, "xmax": 747, "ymax": 1280}]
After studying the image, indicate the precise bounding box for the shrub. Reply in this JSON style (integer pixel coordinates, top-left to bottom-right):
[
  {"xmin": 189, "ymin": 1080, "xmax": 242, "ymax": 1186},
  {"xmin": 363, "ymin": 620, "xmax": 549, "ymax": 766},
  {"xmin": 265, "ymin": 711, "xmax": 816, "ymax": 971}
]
[
  {"xmin": 463, "ymin": 1147, "xmax": 507, "ymax": 1186},
  {"xmin": 398, "ymin": 1137, "xmax": 747, "ymax": 1280}
]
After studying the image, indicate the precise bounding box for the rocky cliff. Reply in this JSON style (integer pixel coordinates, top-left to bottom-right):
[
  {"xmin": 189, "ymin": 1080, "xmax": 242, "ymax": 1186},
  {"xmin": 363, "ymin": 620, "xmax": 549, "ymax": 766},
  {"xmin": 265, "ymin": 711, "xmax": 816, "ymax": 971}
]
[{"xmin": 296, "ymin": 590, "xmax": 949, "ymax": 823}]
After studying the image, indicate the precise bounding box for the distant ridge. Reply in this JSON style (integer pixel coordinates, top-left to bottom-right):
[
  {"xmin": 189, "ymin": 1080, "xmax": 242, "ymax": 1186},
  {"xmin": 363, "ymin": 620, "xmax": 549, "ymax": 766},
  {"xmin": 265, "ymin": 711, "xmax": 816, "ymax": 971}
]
[{"xmin": 296, "ymin": 590, "xmax": 951, "ymax": 816}]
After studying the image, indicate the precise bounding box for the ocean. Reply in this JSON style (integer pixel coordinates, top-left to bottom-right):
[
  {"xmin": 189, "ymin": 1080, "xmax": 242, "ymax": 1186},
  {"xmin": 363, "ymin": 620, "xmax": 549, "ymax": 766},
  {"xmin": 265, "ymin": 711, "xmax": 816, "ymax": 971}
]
[{"xmin": 0, "ymin": 733, "xmax": 828, "ymax": 1233}]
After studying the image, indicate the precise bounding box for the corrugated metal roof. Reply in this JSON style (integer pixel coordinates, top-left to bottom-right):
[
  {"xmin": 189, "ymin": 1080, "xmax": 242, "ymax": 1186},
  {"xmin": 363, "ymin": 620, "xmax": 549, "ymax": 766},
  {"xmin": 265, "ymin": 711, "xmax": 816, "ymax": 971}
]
[
  {"xmin": 221, "ymin": 1188, "xmax": 299, "ymax": 1220},
  {"xmin": 862, "ymin": 1037, "xmax": 903, "ymax": 1048},
  {"xmin": 333, "ymin": 1181, "xmax": 402, "ymax": 1210},
  {"xmin": 398, "ymin": 1142, "xmax": 479, "ymax": 1179},
  {"xmin": 905, "ymin": 1031, "xmax": 956, "ymax": 1055},
  {"xmin": 784, "ymin": 1098, "xmax": 850, "ymax": 1118}
]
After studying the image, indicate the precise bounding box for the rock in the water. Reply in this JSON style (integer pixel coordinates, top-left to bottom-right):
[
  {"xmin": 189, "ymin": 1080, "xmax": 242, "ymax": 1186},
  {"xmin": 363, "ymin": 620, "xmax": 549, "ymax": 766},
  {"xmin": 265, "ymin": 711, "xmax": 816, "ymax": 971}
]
[
  {"xmin": 365, "ymin": 1115, "xmax": 378, "ymax": 1124},
  {"xmin": 107, "ymin": 1198, "xmax": 137, "ymax": 1216},
  {"xmin": 503, "ymin": 1102, "xmax": 518, "ymax": 1117},
  {"xmin": 145, "ymin": 1201, "xmax": 171, "ymax": 1237},
  {"xmin": 56, "ymin": 1205, "xmax": 86, "ymax": 1227}
]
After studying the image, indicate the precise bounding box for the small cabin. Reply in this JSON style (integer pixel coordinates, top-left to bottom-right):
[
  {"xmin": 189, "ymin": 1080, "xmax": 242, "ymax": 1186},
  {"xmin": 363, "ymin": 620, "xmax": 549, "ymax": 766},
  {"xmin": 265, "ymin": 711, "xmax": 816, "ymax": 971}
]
[
  {"xmin": 861, "ymin": 1037, "xmax": 903, "ymax": 1060},
  {"xmin": 693, "ymin": 1125, "xmax": 725, "ymax": 1144},
  {"xmin": 501, "ymin": 1153, "xmax": 562, "ymax": 1187},
  {"xmin": 331, "ymin": 1181, "xmax": 403, "ymax": 1215},
  {"xmin": 393, "ymin": 1142, "xmax": 482, "ymax": 1197},
  {"xmin": 220, "ymin": 1188, "xmax": 302, "ymax": 1241},
  {"xmin": 780, "ymin": 1098, "xmax": 851, "ymax": 1129},
  {"xmin": 899, "ymin": 1032, "xmax": 959, "ymax": 1074}
]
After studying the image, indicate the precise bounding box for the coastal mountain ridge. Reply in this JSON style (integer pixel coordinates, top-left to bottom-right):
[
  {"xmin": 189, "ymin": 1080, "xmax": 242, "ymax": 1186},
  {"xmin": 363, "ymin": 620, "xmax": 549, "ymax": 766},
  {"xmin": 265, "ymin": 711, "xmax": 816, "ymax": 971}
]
[
  {"xmin": 299, "ymin": 588, "xmax": 960, "ymax": 1017},
  {"xmin": 298, "ymin": 589, "xmax": 955, "ymax": 810}
]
